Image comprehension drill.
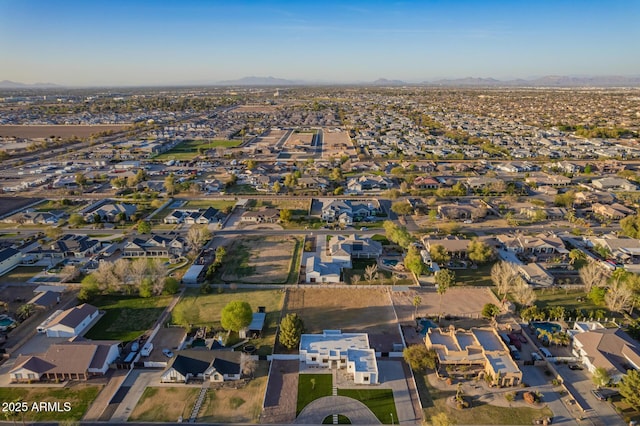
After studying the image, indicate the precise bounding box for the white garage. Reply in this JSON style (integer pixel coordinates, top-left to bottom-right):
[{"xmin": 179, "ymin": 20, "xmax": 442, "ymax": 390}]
[{"xmin": 45, "ymin": 303, "xmax": 99, "ymax": 338}]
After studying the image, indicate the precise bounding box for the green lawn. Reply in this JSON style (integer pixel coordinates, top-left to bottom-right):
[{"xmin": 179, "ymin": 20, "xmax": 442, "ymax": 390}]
[
  {"xmin": 154, "ymin": 139, "xmax": 241, "ymax": 161},
  {"xmin": 297, "ymin": 374, "xmax": 333, "ymax": 415},
  {"xmin": 0, "ymin": 385, "xmax": 101, "ymax": 422},
  {"xmin": 185, "ymin": 199, "xmax": 236, "ymax": 211},
  {"xmin": 84, "ymin": 295, "xmax": 172, "ymax": 341},
  {"xmin": 337, "ymin": 389, "xmax": 397, "ymax": 424},
  {"xmin": 323, "ymin": 414, "xmax": 352, "ymax": 424},
  {"xmin": 286, "ymin": 238, "xmax": 303, "ymax": 284},
  {"xmin": 224, "ymin": 184, "xmax": 258, "ymax": 194},
  {"xmin": 453, "ymin": 261, "xmax": 496, "ymax": 286},
  {"xmin": 414, "ymin": 373, "xmax": 553, "ymax": 425},
  {"xmin": 172, "ymin": 288, "xmax": 284, "ymax": 355},
  {"xmin": 534, "ymin": 288, "xmax": 615, "ymax": 318},
  {"xmin": 343, "ymin": 259, "xmax": 413, "ymax": 286}
]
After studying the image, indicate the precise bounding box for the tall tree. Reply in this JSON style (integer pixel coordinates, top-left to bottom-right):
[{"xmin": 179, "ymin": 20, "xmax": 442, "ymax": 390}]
[
  {"xmin": 364, "ymin": 263, "xmax": 379, "ymax": 284},
  {"xmin": 278, "ymin": 313, "xmax": 305, "ymax": 350},
  {"xmin": 429, "ymin": 244, "xmax": 451, "ymax": 264},
  {"xmin": 221, "ymin": 301, "xmax": 253, "ymax": 332},
  {"xmin": 619, "ymin": 369, "xmax": 640, "ymax": 409},
  {"xmin": 391, "ymin": 201, "xmax": 414, "ymax": 216},
  {"xmin": 481, "ymin": 303, "xmax": 500, "ymax": 319},
  {"xmin": 164, "ymin": 173, "xmax": 176, "ymax": 195},
  {"xmin": 186, "ymin": 224, "xmax": 211, "ymax": 255},
  {"xmin": 467, "ymin": 239, "xmax": 494, "ymax": 264},
  {"xmin": 512, "ymin": 277, "xmax": 536, "ymax": 306},
  {"xmin": 413, "ymin": 295, "xmax": 422, "ymax": 319},
  {"xmin": 491, "ymin": 261, "xmax": 517, "ymax": 298},
  {"xmin": 436, "ymin": 269, "xmax": 454, "ymax": 315},
  {"xmin": 579, "ymin": 262, "xmax": 606, "ymax": 293},
  {"xmin": 403, "ymin": 344, "xmax": 437, "ymax": 371},
  {"xmin": 405, "ymin": 246, "xmax": 428, "ymax": 276}
]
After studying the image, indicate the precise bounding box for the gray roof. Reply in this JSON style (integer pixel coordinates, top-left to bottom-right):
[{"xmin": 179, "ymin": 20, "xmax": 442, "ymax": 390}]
[{"xmin": 0, "ymin": 247, "xmax": 20, "ymax": 263}]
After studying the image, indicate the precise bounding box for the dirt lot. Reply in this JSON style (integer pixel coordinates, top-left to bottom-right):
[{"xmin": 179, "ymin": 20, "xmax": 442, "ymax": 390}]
[
  {"xmin": 233, "ymin": 105, "xmax": 279, "ymax": 113},
  {"xmin": 221, "ymin": 236, "xmax": 297, "ymax": 284},
  {"xmin": 0, "ymin": 196, "xmax": 41, "ymax": 217},
  {"xmin": 284, "ymin": 288, "xmax": 401, "ymax": 352},
  {"xmin": 0, "ymin": 283, "xmax": 39, "ymax": 309},
  {"xmin": 392, "ymin": 287, "xmax": 500, "ymax": 324},
  {"xmin": 199, "ymin": 361, "xmax": 269, "ymax": 423},
  {"xmin": 0, "ymin": 124, "xmax": 127, "ymax": 138},
  {"xmin": 322, "ymin": 129, "xmax": 357, "ymax": 158},
  {"xmin": 129, "ymin": 387, "xmax": 199, "ymax": 422},
  {"xmin": 262, "ymin": 359, "xmax": 299, "ymax": 424}
]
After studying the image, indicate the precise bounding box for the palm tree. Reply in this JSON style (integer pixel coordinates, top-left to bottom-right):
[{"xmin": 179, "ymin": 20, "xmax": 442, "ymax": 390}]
[
  {"xmin": 413, "ymin": 295, "xmax": 422, "ymax": 319},
  {"xmin": 16, "ymin": 303, "xmax": 35, "ymax": 320}
]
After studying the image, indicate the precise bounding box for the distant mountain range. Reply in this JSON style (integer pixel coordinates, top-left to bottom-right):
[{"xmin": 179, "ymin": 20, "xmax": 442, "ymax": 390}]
[
  {"xmin": 0, "ymin": 80, "xmax": 60, "ymax": 89},
  {"xmin": 2, "ymin": 75, "xmax": 640, "ymax": 88},
  {"xmin": 425, "ymin": 75, "xmax": 640, "ymax": 87}
]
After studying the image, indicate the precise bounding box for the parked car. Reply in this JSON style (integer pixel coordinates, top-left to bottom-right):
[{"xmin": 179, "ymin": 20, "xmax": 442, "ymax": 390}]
[
  {"xmin": 162, "ymin": 348, "xmax": 174, "ymax": 358},
  {"xmin": 591, "ymin": 388, "xmax": 618, "ymax": 401},
  {"xmin": 568, "ymin": 364, "xmax": 583, "ymax": 370}
]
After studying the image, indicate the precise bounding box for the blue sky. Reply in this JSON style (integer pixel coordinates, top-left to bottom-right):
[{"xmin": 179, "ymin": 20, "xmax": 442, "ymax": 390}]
[{"xmin": 1, "ymin": 0, "xmax": 638, "ymax": 86}]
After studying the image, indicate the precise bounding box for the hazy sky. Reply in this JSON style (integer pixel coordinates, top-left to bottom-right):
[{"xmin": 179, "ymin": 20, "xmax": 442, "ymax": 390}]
[{"xmin": 1, "ymin": 0, "xmax": 639, "ymax": 86}]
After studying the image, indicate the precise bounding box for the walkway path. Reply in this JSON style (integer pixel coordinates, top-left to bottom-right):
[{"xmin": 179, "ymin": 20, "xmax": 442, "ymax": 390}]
[{"xmin": 294, "ymin": 396, "xmax": 380, "ymax": 425}]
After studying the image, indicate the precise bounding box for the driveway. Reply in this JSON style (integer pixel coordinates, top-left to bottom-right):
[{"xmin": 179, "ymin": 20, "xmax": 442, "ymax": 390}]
[
  {"xmin": 109, "ymin": 369, "xmax": 163, "ymax": 422},
  {"xmin": 521, "ymin": 364, "xmax": 578, "ymax": 425},
  {"xmin": 377, "ymin": 360, "xmax": 419, "ymax": 424},
  {"xmin": 295, "ymin": 396, "xmax": 380, "ymax": 424},
  {"xmin": 554, "ymin": 363, "xmax": 625, "ymax": 426}
]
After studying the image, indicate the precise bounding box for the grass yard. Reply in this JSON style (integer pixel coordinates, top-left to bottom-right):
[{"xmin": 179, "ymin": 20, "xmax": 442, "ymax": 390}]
[
  {"xmin": 414, "ymin": 374, "xmax": 553, "ymax": 425},
  {"xmin": 337, "ymin": 389, "xmax": 397, "ymax": 425},
  {"xmin": 323, "ymin": 414, "xmax": 352, "ymax": 424},
  {"xmin": 172, "ymin": 288, "xmax": 284, "ymax": 355},
  {"xmin": 0, "ymin": 266, "xmax": 43, "ymax": 285},
  {"xmin": 129, "ymin": 387, "xmax": 199, "ymax": 422},
  {"xmin": 0, "ymin": 385, "xmax": 101, "ymax": 422},
  {"xmin": 154, "ymin": 139, "xmax": 241, "ymax": 161},
  {"xmin": 343, "ymin": 259, "xmax": 413, "ymax": 286},
  {"xmin": 534, "ymin": 288, "xmax": 615, "ymax": 318},
  {"xmin": 83, "ymin": 295, "xmax": 172, "ymax": 341},
  {"xmin": 225, "ymin": 184, "xmax": 258, "ymax": 194},
  {"xmin": 297, "ymin": 374, "xmax": 333, "ymax": 415},
  {"xmin": 453, "ymin": 261, "xmax": 496, "ymax": 286},
  {"xmin": 198, "ymin": 361, "xmax": 270, "ymax": 423},
  {"xmin": 184, "ymin": 199, "xmax": 236, "ymax": 211}
]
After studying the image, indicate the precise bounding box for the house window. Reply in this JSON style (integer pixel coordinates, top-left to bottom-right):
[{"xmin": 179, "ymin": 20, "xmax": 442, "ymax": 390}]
[
  {"xmin": 363, "ymin": 376, "xmax": 369, "ymax": 382},
  {"xmin": 311, "ymin": 357, "xmax": 317, "ymax": 362},
  {"xmin": 28, "ymin": 373, "xmax": 35, "ymax": 379},
  {"xmin": 14, "ymin": 373, "xmax": 22, "ymax": 380}
]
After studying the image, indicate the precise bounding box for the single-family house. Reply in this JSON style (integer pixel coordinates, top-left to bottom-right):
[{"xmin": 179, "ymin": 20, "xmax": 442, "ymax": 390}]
[
  {"xmin": 573, "ymin": 328, "xmax": 640, "ymax": 383},
  {"xmin": 305, "ymin": 257, "xmax": 341, "ymax": 283},
  {"xmin": 43, "ymin": 303, "xmax": 99, "ymax": 338},
  {"xmin": 423, "ymin": 237, "xmax": 471, "ymax": 260},
  {"xmin": 123, "ymin": 235, "xmax": 185, "ymax": 258},
  {"xmin": 592, "ymin": 177, "xmax": 637, "ymax": 192},
  {"xmin": 83, "ymin": 200, "xmax": 137, "ymax": 223},
  {"xmin": 328, "ymin": 235, "xmax": 383, "ymax": 260},
  {"xmin": 518, "ymin": 263, "xmax": 555, "ymax": 287},
  {"xmin": 592, "ymin": 203, "xmax": 634, "ymax": 220},
  {"xmin": 425, "ymin": 327, "xmax": 522, "ymax": 387},
  {"xmin": 0, "ymin": 247, "xmax": 22, "ymax": 276},
  {"xmin": 160, "ymin": 350, "xmax": 242, "ymax": 383},
  {"xmin": 413, "ymin": 176, "xmax": 440, "ymax": 190},
  {"xmin": 240, "ymin": 208, "xmax": 280, "ymax": 224},
  {"xmin": 10, "ymin": 340, "xmax": 120, "ymax": 382},
  {"xmin": 299, "ymin": 330, "xmax": 378, "ymax": 385},
  {"xmin": 52, "ymin": 234, "xmax": 100, "ymax": 258},
  {"xmin": 346, "ymin": 175, "xmax": 393, "ymax": 194}
]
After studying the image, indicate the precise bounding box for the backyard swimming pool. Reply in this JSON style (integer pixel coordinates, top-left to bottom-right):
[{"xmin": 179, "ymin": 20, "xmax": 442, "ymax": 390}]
[
  {"xmin": 419, "ymin": 318, "xmax": 439, "ymax": 336},
  {"xmin": 0, "ymin": 315, "xmax": 16, "ymax": 331},
  {"xmin": 382, "ymin": 259, "xmax": 399, "ymax": 267},
  {"xmin": 530, "ymin": 321, "xmax": 562, "ymax": 334}
]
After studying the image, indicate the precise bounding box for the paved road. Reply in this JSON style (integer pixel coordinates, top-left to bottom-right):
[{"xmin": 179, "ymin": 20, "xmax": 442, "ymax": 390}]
[{"xmin": 295, "ymin": 396, "xmax": 380, "ymax": 424}]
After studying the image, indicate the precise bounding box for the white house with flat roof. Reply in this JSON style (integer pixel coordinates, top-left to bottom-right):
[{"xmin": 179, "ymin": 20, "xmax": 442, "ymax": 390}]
[{"xmin": 299, "ymin": 330, "xmax": 378, "ymax": 384}]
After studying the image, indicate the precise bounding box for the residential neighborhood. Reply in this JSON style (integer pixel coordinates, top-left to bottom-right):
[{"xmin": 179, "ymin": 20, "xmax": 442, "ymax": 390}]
[{"xmin": 1, "ymin": 84, "xmax": 640, "ymax": 426}]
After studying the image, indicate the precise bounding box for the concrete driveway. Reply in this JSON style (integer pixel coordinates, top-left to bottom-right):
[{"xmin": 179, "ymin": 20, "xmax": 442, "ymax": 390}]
[
  {"xmin": 554, "ymin": 363, "xmax": 625, "ymax": 426},
  {"xmin": 521, "ymin": 364, "xmax": 578, "ymax": 425},
  {"xmin": 295, "ymin": 396, "xmax": 380, "ymax": 424},
  {"xmin": 109, "ymin": 369, "xmax": 163, "ymax": 422},
  {"xmin": 377, "ymin": 360, "xmax": 419, "ymax": 424}
]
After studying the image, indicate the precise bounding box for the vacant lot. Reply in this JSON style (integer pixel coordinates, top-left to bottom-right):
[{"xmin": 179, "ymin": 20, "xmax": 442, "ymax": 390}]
[
  {"xmin": 284, "ymin": 288, "xmax": 400, "ymax": 352},
  {"xmin": 0, "ymin": 196, "xmax": 41, "ymax": 217},
  {"xmin": 220, "ymin": 236, "xmax": 298, "ymax": 284},
  {"xmin": 84, "ymin": 295, "xmax": 172, "ymax": 342},
  {"xmin": 0, "ymin": 266, "xmax": 43, "ymax": 285},
  {"xmin": 198, "ymin": 361, "xmax": 269, "ymax": 423},
  {"xmin": 392, "ymin": 287, "xmax": 499, "ymax": 324},
  {"xmin": 0, "ymin": 385, "xmax": 101, "ymax": 422},
  {"xmin": 0, "ymin": 124, "xmax": 127, "ymax": 139},
  {"xmin": 172, "ymin": 288, "xmax": 284, "ymax": 355},
  {"xmin": 129, "ymin": 387, "xmax": 199, "ymax": 422},
  {"xmin": 0, "ymin": 283, "xmax": 38, "ymax": 312},
  {"xmin": 154, "ymin": 139, "xmax": 241, "ymax": 160}
]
